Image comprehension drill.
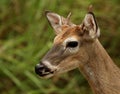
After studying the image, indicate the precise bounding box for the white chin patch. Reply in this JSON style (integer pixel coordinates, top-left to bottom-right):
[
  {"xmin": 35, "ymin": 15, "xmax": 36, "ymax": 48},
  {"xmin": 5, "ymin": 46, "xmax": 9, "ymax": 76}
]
[{"xmin": 42, "ymin": 74, "xmax": 54, "ymax": 79}]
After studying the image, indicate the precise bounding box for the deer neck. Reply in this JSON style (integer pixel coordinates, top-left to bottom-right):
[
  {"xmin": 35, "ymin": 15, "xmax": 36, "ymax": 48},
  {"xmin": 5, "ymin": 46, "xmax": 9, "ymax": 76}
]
[{"xmin": 78, "ymin": 39, "xmax": 120, "ymax": 94}]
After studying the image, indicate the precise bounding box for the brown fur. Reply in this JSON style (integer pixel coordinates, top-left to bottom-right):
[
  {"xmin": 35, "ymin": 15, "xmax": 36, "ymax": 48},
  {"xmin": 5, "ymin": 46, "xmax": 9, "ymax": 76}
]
[
  {"xmin": 43, "ymin": 25, "xmax": 120, "ymax": 94},
  {"xmin": 40, "ymin": 11, "xmax": 120, "ymax": 94},
  {"xmin": 78, "ymin": 39, "xmax": 120, "ymax": 94}
]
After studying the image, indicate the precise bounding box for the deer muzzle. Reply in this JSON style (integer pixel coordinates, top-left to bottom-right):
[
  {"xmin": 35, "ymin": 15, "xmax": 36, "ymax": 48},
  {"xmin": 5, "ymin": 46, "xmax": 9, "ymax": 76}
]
[{"xmin": 35, "ymin": 62, "xmax": 54, "ymax": 77}]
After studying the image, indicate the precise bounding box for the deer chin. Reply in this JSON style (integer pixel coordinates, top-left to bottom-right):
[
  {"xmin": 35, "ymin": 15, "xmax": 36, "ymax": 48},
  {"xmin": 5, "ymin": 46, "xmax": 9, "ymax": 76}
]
[
  {"xmin": 39, "ymin": 69, "xmax": 61, "ymax": 79},
  {"xmin": 40, "ymin": 73, "xmax": 54, "ymax": 79}
]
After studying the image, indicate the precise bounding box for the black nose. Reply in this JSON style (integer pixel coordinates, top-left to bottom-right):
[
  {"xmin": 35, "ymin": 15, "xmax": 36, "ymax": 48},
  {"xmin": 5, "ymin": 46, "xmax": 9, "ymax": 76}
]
[
  {"xmin": 35, "ymin": 63, "xmax": 52, "ymax": 76},
  {"xmin": 35, "ymin": 63, "xmax": 44, "ymax": 74}
]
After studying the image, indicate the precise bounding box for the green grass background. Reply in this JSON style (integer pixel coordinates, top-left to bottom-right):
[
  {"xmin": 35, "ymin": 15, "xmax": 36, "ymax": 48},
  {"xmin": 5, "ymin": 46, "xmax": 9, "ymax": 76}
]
[{"xmin": 0, "ymin": 0, "xmax": 120, "ymax": 94}]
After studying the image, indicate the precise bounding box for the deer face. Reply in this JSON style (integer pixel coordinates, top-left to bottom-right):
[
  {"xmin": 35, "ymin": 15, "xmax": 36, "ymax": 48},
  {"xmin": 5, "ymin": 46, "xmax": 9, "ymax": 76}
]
[{"xmin": 35, "ymin": 11, "xmax": 100, "ymax": 78}]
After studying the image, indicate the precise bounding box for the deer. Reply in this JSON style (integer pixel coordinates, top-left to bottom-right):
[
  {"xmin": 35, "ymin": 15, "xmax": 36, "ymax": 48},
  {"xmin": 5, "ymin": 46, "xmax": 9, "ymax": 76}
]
[{"xmin": 35, "ymin": 7, "xmax": 120, "ymax": 94}]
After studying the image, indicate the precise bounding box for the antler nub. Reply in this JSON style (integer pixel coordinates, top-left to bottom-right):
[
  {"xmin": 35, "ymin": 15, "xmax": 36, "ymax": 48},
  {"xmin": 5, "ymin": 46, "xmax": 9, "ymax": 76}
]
[
  {"xmin": 65, "ymin": 12, "xmax": 72, "ymax": 25},
  {"xmin": 88, "ymin": 5, "xmax": 93, "ymax": 12},
  {"xmin": 67, "ymin": 12, "xmax": 71, "ymax": 20}
]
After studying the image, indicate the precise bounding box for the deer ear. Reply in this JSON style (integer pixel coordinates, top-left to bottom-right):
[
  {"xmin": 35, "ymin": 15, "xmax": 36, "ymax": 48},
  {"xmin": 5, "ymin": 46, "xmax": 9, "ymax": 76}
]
[
  {"xmin": 45, "ymin": 11, "xmax": 63, "ymax": 35},
  {"xmin": 81, "ymin": 12, "xmax": 100, "ymax": 39}
]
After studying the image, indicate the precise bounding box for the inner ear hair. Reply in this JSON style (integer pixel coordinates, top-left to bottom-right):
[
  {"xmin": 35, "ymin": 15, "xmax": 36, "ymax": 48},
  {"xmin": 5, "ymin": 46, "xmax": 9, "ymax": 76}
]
[
  {"xmin": 81, "ymin": 10, "xmax": 100, "ymax": 39},
  {"xmin": 80, "ymin": 23, "xmax": 97, "ymax": 42},
  {"xmin": 87, "ymin": 12, "xmax": 98, "ymax": 33},
  {"xmin": 87, "ymin": 12, "xmax": 100, "ymax": 38},
  {"xmin": 80, "ymin": 24, "xmax": 89, "ymax": 36}
]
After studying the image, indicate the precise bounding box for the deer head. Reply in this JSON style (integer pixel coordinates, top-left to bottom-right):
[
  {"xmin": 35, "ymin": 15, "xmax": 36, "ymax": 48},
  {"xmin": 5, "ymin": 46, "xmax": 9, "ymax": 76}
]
[{"xmin": 35, "ymin": 10, "xmax": 100, "ymax": 78}]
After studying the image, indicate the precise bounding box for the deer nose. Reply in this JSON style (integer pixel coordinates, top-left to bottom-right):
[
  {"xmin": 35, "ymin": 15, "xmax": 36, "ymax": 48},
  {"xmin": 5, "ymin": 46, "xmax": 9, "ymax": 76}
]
[{"xmin": 35, "ymin": 63, "xmax": 52, "ymax": 77}]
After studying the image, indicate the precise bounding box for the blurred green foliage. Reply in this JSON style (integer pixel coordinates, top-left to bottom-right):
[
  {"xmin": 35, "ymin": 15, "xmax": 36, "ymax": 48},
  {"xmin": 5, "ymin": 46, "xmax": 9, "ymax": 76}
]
[{"xmin": 0, "ymin": 0, "xmax": 120, "ymax": 94}]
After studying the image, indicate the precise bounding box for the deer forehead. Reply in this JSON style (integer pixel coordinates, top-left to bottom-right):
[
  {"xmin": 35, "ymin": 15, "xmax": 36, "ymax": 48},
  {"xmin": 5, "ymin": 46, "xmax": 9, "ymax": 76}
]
[{"xmin": 54, "ymin": 26, "xmax": 81, "ymax": 44}]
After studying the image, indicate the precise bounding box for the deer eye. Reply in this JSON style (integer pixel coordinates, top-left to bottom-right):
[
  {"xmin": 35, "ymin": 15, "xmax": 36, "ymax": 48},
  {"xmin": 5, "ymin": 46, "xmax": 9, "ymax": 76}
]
[{"xmin": 66, "ymin": 41, "xmax": 78, "ymax": 48}]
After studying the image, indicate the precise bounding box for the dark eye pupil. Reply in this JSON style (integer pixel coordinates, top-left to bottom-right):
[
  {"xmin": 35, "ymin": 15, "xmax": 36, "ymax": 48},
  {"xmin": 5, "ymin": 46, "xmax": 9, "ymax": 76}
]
[{"xmin": 66, "ymin": 41, "xmax": 78, "ymax": 48}]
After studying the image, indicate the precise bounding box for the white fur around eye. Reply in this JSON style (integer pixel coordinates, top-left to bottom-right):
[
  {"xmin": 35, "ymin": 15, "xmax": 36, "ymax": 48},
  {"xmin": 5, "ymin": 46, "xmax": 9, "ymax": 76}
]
[
  {"xmin": 68, "ymin": 46, "xmax": 79, "ymax": 53},
  {"xmin": 63, "ymin": 37, "xmax": 78, "ymax": 46},
  {"xmin": 63, "ymin": 37, "xmax": 80, "ymax": 53}
]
